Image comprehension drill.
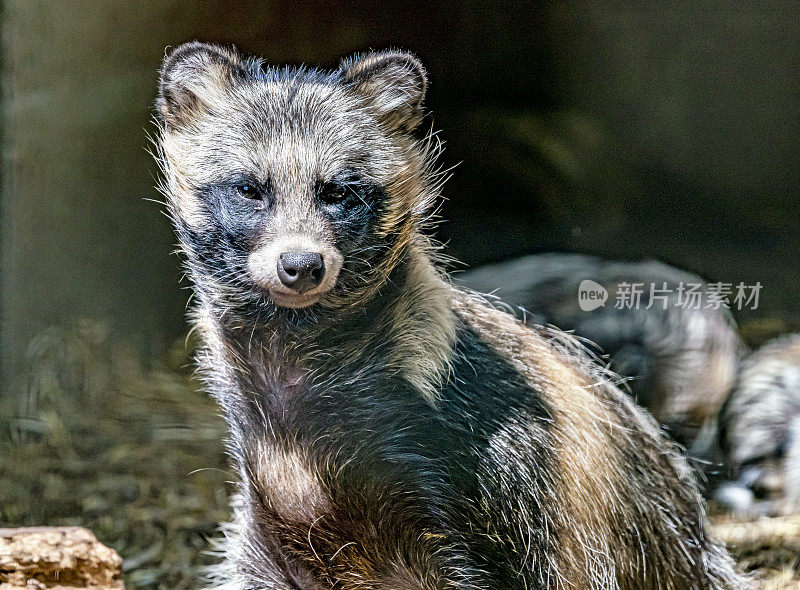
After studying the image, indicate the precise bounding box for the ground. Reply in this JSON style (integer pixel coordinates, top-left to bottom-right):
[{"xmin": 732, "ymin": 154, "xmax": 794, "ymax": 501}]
[{"xmin": 0, "ymin": 322, "xmax": 797, "ymax": 589}]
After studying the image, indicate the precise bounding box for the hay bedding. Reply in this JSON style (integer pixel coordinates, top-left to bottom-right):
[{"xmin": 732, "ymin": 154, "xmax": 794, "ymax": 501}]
[
  {"xmin": 0, "ymin": 323, "xmax": 797, "ymax": 588},
  {"xmin": 0, "ymin": 323, "xmax": 229, "ymax": 589}
]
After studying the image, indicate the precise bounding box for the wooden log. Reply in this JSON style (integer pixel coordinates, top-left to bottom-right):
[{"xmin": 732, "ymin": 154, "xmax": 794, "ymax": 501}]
[{"xmin": 0, "ymin": 527, "xmax": 123, "ymax": 589}]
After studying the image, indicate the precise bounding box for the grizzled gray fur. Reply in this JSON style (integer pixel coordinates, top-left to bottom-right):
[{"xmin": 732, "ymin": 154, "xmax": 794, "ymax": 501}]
[
  {"xmin": 155, "ymin": 42, "xmax": 743, "ymax": 589},
  {"xmin": 716, "ymin": 333, "xmax": 800, "ymax": 516}
]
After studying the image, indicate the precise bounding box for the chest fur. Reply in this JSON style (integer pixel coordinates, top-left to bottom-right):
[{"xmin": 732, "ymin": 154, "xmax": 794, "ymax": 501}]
[{"xmin": 250, "ymin": 440, "xmax": 330, "ymax": 524}]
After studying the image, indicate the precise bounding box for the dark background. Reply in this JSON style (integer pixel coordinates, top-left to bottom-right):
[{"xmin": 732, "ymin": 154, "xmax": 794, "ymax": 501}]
[{"xmin": 2, "ymin": 1, "xmax": 799, "ymax": 382}]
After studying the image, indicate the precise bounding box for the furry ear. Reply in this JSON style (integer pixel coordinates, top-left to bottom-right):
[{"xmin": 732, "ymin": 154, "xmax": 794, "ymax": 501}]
[
  {"xmin": 340, "ymin": 50, "xmax": 428, "ymax": 133},
  {"xmin": 157, "ymin": 42, "xmax": 250, "ymax": 128}
]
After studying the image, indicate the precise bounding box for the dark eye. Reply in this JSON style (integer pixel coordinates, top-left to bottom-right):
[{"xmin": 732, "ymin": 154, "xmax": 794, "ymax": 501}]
[
  {"xmin": 319, "ymin": 184, "xmax": 348, "ymax": 205},
  {"xmin": 235, "ymin": 184, "xmax": 261, "ymax": 200}
]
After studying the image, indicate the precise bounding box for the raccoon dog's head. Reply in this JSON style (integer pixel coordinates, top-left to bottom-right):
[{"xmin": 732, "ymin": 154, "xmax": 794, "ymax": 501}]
[{"xmin": 156, "ymin": 42, "xmax": 439, "ymax": 321}]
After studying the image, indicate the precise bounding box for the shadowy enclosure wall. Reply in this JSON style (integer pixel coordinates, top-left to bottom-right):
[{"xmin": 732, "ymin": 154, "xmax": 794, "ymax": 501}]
[{"xmin": 2, "ymin": 1, "xmax": 799, "ymax": 382}]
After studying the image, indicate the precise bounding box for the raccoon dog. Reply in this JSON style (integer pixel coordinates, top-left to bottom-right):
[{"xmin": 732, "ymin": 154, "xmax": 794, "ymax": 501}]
[
  {"xmin": 717, "ymin": 333, "xmax": 800, "ymax": 516},
  {"xmin": 459, "ymin": 253, "xmax": 746, "ymax": 450},
  {"xmin": 155, "ymin": 42, "xmax": 743, "ymax": 589}
]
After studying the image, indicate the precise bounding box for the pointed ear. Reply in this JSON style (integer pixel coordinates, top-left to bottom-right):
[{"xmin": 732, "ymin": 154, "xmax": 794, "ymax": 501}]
[
  {"xmin": 157, "ymin": 42, "xmax": 251, "ymax": 128},
  {"xmin": 340, "ymin": 50, "xmax": 428, "ymax": 133}
]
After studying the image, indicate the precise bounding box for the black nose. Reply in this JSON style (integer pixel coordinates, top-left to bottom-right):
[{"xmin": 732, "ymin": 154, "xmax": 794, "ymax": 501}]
[{"xmin": 277, "ymin": 252, "xmax": 325, "ymax": 293}]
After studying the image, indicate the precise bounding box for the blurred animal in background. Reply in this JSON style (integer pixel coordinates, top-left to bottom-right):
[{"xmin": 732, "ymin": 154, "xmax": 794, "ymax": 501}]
[
  {"xmin": 458, "ymin": 253, "xmax": 747, "ymax": 450},
  {"xmin": 715, "ymin": 333, "xmax": 800, "ymax": 516}
]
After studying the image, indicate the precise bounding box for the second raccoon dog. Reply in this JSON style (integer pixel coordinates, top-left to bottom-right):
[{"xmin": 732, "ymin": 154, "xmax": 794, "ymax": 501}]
[
  {"xmin": 458, "ymin": 254, "xmax": 746, "ymax": 451},
  {"xmin": 155, "ymin": 43, "xmax": 743, "ymax": 589},
  {"xmin": 716, "ymin": 333, "xmax": 800, "ymax": 515}
]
